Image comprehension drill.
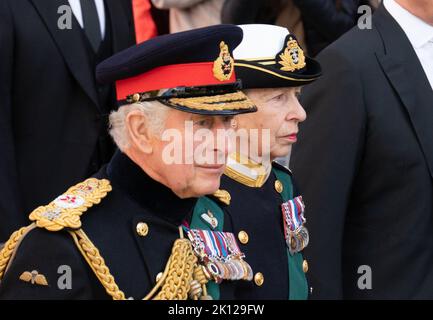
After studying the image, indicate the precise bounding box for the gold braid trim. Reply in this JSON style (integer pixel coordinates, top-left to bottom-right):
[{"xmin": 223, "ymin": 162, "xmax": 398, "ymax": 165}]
[
  {"xmin": 144, "ymin": 237, "xmax": 198, "ymax": 300},
  {"xmin": 169, "ymin": 91, "xmax": 255, "ymax": 111},
  {"xmin": 29, "ymin": 178, "xmax": 112, "ymax": 232},
  {"xmin": 0, "ymin": 224, "xmax": 36, "ymax": 280},
  {"xmin": 69, "ymin": 229, "xmax": 126, "ymax": 300},
  {"xmin": 70, "ymin": 228, "xmax": 201, "ymax": 300},
  {"xmin": 1, "ymin": 181, "xmax": 204, "ymax": 301},
  {"xmin": 0, "ymin": 224, "xmax": 200, "ymax": 300},
  {"xmin": 155, "ymin": 238, "xmax": 197, "ymax": 300}
]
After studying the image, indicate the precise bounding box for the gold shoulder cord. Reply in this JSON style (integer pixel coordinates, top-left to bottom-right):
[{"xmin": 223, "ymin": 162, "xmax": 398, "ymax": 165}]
[
  {"xmin": 0, "ymin": 224, "xmax": 36, "ymax": 279},
  {"xmin": 68, "ymin": 227, "xmax": 210, "ymax": 300},
  {"xmin": 0, "ymin": 179, "xmax": 210, "ymax": 300},
  {"xmin": 143, "ymin": 227, "xmax": 210, "ymax": 300}
]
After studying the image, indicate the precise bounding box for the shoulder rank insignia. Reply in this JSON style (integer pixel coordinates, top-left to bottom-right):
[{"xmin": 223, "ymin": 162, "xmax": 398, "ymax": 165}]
[
  {"xmin": 19, "ymin": 270, "xmax": 48, "ymax": 286},
  {"xmin": 29, "ymin": 178, "xmax": 112, "ymax": 232},
  {"xmin": 212, "ymin": 189, "xmax": 231, "ymax": 205},
  {"xmin": 213, "ymin": 41, "xmax": 234, "ymax": 81},
  {"xmin": 278, "ymin": 36, "xmax": 306, "ymax": 72}
]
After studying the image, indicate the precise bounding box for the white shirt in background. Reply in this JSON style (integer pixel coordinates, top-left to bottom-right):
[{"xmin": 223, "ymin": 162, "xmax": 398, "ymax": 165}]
[
  {"xmin": 384, "ymin": 0, "xmax": 433, "ymax": 89},
  {"xmin": 68, "ymin": 0, "xmax": 106, "ymax": 39}
]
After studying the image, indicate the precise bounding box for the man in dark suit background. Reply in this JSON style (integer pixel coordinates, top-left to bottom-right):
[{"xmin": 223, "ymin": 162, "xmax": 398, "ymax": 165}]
[
  {"xmin": 0, "ymin": 0, "xmax": 136, "ymax": 241},
  {"xmin": 291, "ymin": 0, "xmax": 433, "ymax": 299}
]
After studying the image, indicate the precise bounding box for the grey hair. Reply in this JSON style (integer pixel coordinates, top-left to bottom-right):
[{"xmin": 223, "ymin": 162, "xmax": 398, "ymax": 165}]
[{"xmin": 109, "ymin": 100, "xmax": 169, "ymax": 151}]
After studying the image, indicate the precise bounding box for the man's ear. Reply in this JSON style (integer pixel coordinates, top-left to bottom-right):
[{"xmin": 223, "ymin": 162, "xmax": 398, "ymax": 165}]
[{"xmin": 125, "ymin": 110, "xmax": 154, "ymax": 154}]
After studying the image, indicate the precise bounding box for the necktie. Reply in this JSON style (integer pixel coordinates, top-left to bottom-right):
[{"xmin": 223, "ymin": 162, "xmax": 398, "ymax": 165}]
[{"xmin": 80, "ymin": 0, "xmax": 102, "ymax": 52}]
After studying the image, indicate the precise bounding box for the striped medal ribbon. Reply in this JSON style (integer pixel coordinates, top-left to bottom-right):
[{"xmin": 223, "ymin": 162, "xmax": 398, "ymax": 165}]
[
  {"xmin": 281, "ymin": 196, "xmax": 310, "ymax": 255},
  {"xmin": 186, "ymin": 228, "xmax": 253, "ymax": 282}
]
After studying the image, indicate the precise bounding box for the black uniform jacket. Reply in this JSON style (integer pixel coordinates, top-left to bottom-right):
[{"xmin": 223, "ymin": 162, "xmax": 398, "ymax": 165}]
[{"xmin": 0, "ymin": 151, "xmax": 238, "ymax": 299}]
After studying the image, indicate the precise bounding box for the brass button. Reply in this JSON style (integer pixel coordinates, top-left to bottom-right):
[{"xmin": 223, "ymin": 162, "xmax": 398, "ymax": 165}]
[
  {"xmin": 155, "ymin": 272, "xmax": 163, "ymax": 283},
  {"xmin": 274, "ymin": 180, "xmax": 283, "ymax": 193},
  {"xmin": 303, "ymin": 260, "xmax": 309, "ymax": 273},
  {"xmin": 238, "ymin": 231, "xmax": 249, "ymax": 245},
  {"xmin": 136, "ymin": 222, "xmax": 149, "ymax": 237},
  {"xmin": 254, "ymin": 272, "xmax": 264, "ymax": 287},
  {"xmin": 132, "ymin": 93, "xmax": 141, "ymax": 102}
]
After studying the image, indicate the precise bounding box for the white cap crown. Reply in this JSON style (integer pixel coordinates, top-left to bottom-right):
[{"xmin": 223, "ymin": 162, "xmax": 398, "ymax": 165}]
[{"xmin": 233, "ymin": 24, "xmax": 290, "ymax": 60}]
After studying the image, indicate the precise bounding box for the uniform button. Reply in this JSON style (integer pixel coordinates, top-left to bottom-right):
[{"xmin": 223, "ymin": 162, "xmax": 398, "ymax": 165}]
[
  {"xmin": 254, "ymin": 272, "xmax": 264, "ymax": 287},
  {"xmin": 156, "ymin": 272, "xmax": 163, "ymax": 283},
  {"xmin": 238, "ymin": 231, "xmax": 249, "ymax": 245},
  {"xmin": 132, "ymin": 93, "xmax": 141, "ymax": 102},
  {"xmin": 136, "ymin": 222, "xmax": 149, "ymax": 237},
  {"xmin": 303, "ymin": 260, "xmax": 309, "ymax": 273},
  {"xmin": 274, "ymin": 180, "xmax": 283, "ymax": 193}
]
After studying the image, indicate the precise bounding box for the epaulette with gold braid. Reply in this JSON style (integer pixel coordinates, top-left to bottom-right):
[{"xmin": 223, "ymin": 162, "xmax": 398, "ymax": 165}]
[
  {"xmin": 29, "ymin": 178, "xmax": 112, "ymax": 232},
  {"xmin": 0, "ymin": 179, "xmax": 111, "ymax": 282}
]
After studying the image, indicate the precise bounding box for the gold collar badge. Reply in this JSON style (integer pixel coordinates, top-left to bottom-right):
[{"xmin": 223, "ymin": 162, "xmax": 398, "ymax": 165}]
[
  {"xmin": 278, "ymin": 36, "xmax": 306, "ymax": 72},
  {"xmin": 212, "ymin": 189, "xmax": 231, "ymax": 205},
  {"xmin": 213, "ymin": 41, "xmax": 234, "ymax": 81}
]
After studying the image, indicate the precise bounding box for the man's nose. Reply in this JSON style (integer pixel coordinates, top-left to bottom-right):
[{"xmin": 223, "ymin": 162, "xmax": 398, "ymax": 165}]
[{"xmin": 212, "ymin": 119, "xmax": 232, "ymax": 158}]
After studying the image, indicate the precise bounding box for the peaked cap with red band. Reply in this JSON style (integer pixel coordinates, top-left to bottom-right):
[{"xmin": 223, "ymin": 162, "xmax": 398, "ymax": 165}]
[{"xmin": 96, "ymin": 25, "xmax": 257, "ymax": 115}]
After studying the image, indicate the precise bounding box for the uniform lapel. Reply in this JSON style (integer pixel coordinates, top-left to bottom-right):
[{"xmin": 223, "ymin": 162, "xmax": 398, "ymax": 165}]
[
  {"xmin": 375, "ymin": 5, "xmax": 433, "ymax": 179},
  {"xmin": 29, "ymin": 0, "xmax": 100, "ymax": 108}
]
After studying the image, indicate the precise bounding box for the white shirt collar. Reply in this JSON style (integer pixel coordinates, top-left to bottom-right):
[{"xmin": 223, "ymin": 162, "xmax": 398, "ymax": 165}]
[
  {"xmin": 384, "ymin": 0, "xmax": 433, "ymax": 48},
  {"xmin": 68, "ymin": 0, "xmax": 106, "ymax": 39}
]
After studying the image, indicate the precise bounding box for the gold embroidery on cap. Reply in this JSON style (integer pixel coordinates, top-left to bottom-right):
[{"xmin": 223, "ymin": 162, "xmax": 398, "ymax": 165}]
[
  {"xmin": 278, "ymin": 37, "xmax": 306, "ymax": 72},
  {"xmin": 213, "ymin": 41, "xmax": 234, "ymax": 81}
]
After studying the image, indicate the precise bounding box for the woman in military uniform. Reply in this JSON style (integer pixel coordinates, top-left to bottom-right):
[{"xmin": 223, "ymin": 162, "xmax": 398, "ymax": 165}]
[
  {"xmin": 0, "ymin": 25, "xmax": 257, "ymax": 300},
  {"xmin": 199, "ymin": 24, "xmax": 322, "ymax": 299}
]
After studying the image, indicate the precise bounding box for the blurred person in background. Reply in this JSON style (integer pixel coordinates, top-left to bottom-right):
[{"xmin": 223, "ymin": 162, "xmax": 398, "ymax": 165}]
[
  {"xmin": 291, "ymin": 0, "xmax": 433, "ymax": 299},
  {"xmin": 293, "ymin": 0, "xmax": 370, "ymax": 56},
  {"xmin": 222, "ymin": 0, "xmax": 369, "ymax": 56},
  {"xmin": 0, "ymin": 0, "xmax": 136, "ymax": 241},
  {"xmin": 151, "ymin": 0, "xmax": 224, "ymax": 32}
]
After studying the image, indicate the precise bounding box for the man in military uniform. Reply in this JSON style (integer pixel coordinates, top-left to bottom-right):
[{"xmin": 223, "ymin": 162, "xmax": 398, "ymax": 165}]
[
  {"xmin": 198, "ymin": 24, "xmax": 322, "ymax": 299},
  {"xmin": 0, "ymin": 25, "xmax": 257, "ymax": 300}
]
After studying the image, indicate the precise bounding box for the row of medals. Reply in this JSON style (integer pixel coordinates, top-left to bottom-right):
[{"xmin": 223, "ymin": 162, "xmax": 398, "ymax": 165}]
[
  {"xmin": 203, "ymin": 256, "xmax": 253, "ymax": 283},
  {"xmin": 188, "ymin": 230, "xmax": 253, "ymax": 283}
]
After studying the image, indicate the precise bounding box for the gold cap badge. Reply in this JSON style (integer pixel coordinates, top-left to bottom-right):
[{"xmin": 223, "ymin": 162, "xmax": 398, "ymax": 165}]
[
  {"xmin": 213, "ymin": 41, "xmax": 234, "ymax": 81},
  {"xmin": 278, "ymin": 36, "xmax": 306, "ymax": 72}
]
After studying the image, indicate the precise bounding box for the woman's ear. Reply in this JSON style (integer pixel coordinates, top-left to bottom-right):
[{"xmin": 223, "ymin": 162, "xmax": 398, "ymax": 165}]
[{"xmin": 125, "ymin": 110, "xmax": 154, "ymax": 154}]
